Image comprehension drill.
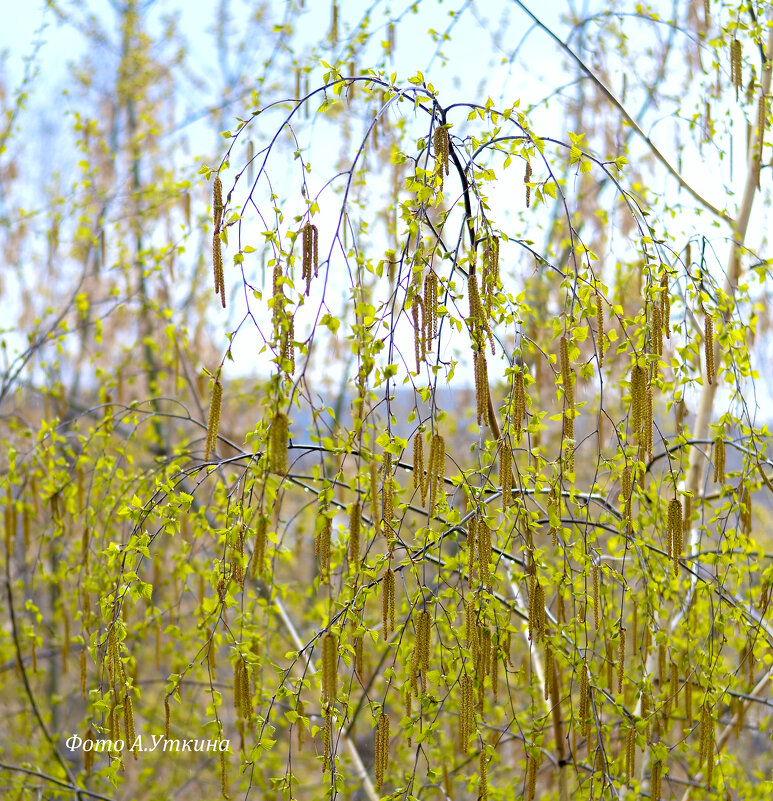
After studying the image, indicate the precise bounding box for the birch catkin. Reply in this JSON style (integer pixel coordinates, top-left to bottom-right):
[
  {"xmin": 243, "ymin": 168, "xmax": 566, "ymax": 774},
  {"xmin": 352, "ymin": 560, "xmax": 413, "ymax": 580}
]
[
  {"xmin": 348, "ymin": 500, "xmax": 361, "ymax": 567},
  {"xmin": 705, "ymin": 312, "xmax": 715, "ymax": 384},
  {"xmin": 713, "ymin": 435, "xmax": 726, "ymax": 484},
  {"xmin": 513, "ymin": 369, "xmax": 526, "ymax": 442},
  {"xmin": 434, "ymin": 125, "xmax": 449, "ymax": 187},
  {"xmin": 205, "ymin": 379, "xmax": 222, "ymax": 460},
  {"xmin": 269, "ymin": 412, "xmax": 289, "ymax": 475},
  {"xmin": 375, "ymin": 712, "xmax": 390, "ymax": 789},
  {"xmin": 321, "ymin": 632, "xmax": 337, "ymax": 703},
  {"xmin": 382, "ymin": 567, "xmax": 395, "ymax": 639}
]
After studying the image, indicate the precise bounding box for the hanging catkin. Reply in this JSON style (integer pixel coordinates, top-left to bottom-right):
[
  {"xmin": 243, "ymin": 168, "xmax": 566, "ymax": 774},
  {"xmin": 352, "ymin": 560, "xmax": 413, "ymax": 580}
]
[
  {"xmin": 413, "ymin": 428, "xmax": 425, "ymax": 503},
  {"xmin": 427, "ymin": 433, "xmax": 446, "ymax": 516},
  {"xmin": 499, "ymin": 439, "xmax": 512, "ymax": 509},
  {"xmin": 660, "ymin": 271, "xmax": 671, "ymax": 339},
  {"xmin": 412, "ymin": 296, "xmax": 424, "ymax": 372},
  {"xmin": 269, "ymin": 412, "xmax": 289, "ymax": 475},
  {"xmin": 301, "ymin": 222, "xmax": 319, "ymax": 296},
  {"xmin": 458, "ymin": 673, "xmax": 474, "ymax": 751},
  {"xmin": 474, "ymin": 350, "xmax": 490, "ymax": 427},
  {"xmin": 375, "ymin": 712, "xmax": 390, "ymax": 789},
  {"xmin": 731, "ymin": 39, "xmax": 743, "ymax": 100},
  {"xmin": 630, "ymin": 361, "xmax": 646, "ymax": 433},
  {"xmin": 348, "ymin": 500, "xmax": 361, "ymax": 567},
  {"xmin": 513, "ymin": 368, "xmax": 526, "ymax": 442},
  {"xmin": 205, "ymin": 379, "xmax": 222, "ymax": 460},
  {"xmin": 477, "ymin": 518, "xmax": 492, "ymax": 589},
  {"xmin": 411, "ymin": 608, "xmax": 431, "ymax": 693},
  {"xmin": 668, "ymin": 498, "xmax": 683, "ymax": 573},
  {"xmin": 213, "ymin": 232, "xmax": 225, "ymax": 307},
  {"xmin": 321, "ymin": 632, "xmax": 337, "ymax": 703},
  {"xmin": 704, "ymin": 313, "xmax": 715, "ymax": 384},
  {"xmin": 559, "ymin": 335, "xmax": 573, "ymax": 407},
  {"xmin": 382, "ymin": 454, "xmax": 394, "ymax": 531},
  {"xmin": 467, "ymin": 515, "xmax": 477, "ymax": 585},
  {"xmin": 524, "ymin": 161, "xmax": 532, "ymax": 207},
  {"xmin": 617, "ymin": 625, "xmax": 626, "ymax": 693},
  {"xmin": 424, "ymin": 271, "xmax": 438, "ymax": 345},
  {"xmin": 370, "ymin": 457, "xmax": 380, "ymax": 536},
  {"xmin": 382, "ymin": 567, "xmax": 395, "ymax": 639},
  {"xmin": 479, "ymin": 750, "xmax": 488, "ymax": 801},
  {"xmin": 596, "ymin": 292, "xmax": 604, "ymax": 366},
  {"xmin": 740, "ymin": 484, "xmax": 752, "ymax": 535},
  {"xmin": 433, "ymin": 125, "xmax": 449, "ymax": 187},
  {"xmin": 713, "ymin": 435, "xmax": 726, "ymax": 483}
]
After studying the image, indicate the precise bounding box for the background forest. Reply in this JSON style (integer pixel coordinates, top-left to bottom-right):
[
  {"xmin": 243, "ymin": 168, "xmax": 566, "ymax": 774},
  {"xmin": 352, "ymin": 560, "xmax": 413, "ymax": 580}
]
[{"xmin": 1, "ymin": 1, "xmax": 772, "ymax": 799}]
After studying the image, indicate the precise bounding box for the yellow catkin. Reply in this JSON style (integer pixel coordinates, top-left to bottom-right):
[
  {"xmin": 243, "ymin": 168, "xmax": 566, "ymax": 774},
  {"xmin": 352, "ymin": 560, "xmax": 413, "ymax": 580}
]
[
  {"xmin": 322, "ymin": 709, "xmax": 332, "ymax": 772},
  {"xmin": 353, "ymin": 633, "xmax": 364, "ymax": 678},
  {"xmin": 592, "ymin": 564, "xmax": 600, "ymax": 629},
  {"xmin": 526, "ymin": 753, "xmax": 537, "ymax": 801},
  {"xmin": 434, "ymin": 125, "xmax": 449, "ymax": 186},
  {"xmin": 382, "ymin": 567, "xmax": 395, "ymax": 640},
  {"xmin": 164, "ymin": 694, "xmax": 171, "ymax": 738},
  {"xmin": 660, "ymin": 272, "xmax": 671, "ymax": 339},
  {"xmin": 630, "ymin": 362, "xmax": 646, "ymax": 433},
  {"xmin": 321, "ymin": 632, "xmax": 337, "ymax": 703},
  {"xmin": 704, "ymin": 313, "xmax": 715, "ymax": 385},
  {"xmin": 213, "ymin": 175, "xmax": 223, "ymax": 230},
  {"xmin": 618, "ymin": 626, "xmax": 626, "ymax": 693},
  {"xmin": 220, "ymin": 745, "xmax": 230, "ymax": 799},
  {"xmin": 477, "ymin": 518, "xmax": 491, "ymax": 589},
  {"xmin": 233, "ymin": 658, "xmax": 242, "ymax": 715},
  {"xmin": 382, "ymin": 454, "xmax": 394, "ymax": 532},
  {"xmin": 80, "ymin": 649, "xmax": 87, "ymax": 699},
  {"xmin": 269, "ymin": 412, "xmax": 289, "ymax": 475},
  {"xmin": 468, "ymin": 272, "xmax": 494, "ymax": 352},
  {"xmin": 474, "ymin": 350, "xmax": 490, "ymax": 426},
  {"xmin": 458, "ymin": 673, "xmax": 474, "ymax": 751},
  {"xmin": 301, "ymin": 222, "xmax": 319, "ymax": 295},
  {"xmin": 467, "ymin": 516, "xmax": 477, "ymax": 584},
  {"xmin": 479, "ymin": 750, "xmax": 488, "ymax": 801},
  {"xmin": 596, "ymin": 292, "xmax": 604, "ymax": 366},
  {"xmin": 213, "ymin": 231, "xmax": 224, "ymax": 305},
  {"xmin": 524, "ymin": 161, "xmax": 532, "ymax": 207},
  {"xmin": 668, "ymin": 498, "xmax": 683, "ymax": 573},
  {"xmin": 297, "ymin": 699, "xmax": 305, "ymax": 751},
  {"xmin": 759, "ymin": 94, "xmax": 767, "ymax": 144},
  {"xmin": 205, "ymin": 379, "xmax": 222, "ymax": 460},
  {"xmin": 84, "ymin": 728, "xmax": 95, "ymax": 775},
  {"xmin": 414, "ymin": 428, "xmax": 425, "ymax": 502},
  {"xmin": 250, "ymin": 514, "xmax": 267, "ymax": 578},
  {"xmin": 650, "ymin": 759, "xmax": 662, "ymax": 801},
  {"xmin": 500, "ymin": 440, "xmax": 512, "ymax": 509},
  {"xmin": 670, "ymin": 661, "xmax": 679, "ymax": 705},
  {"xmin": 559, "ymin": 335, "xmax": 573, "ymax": 407},
  {"xmin": 713, "ymin": 436, "xmax": 726, "ymax": 484},
  {"xmin": 427, "ymin": 433, "xmax": 446, "ymax": 516},
  {"xmin": 731, "ymin": 39, "xmax": 742, "ymax": 99},
  {"xmin": 513, "ymin": 369, "xmax": 526, "ymax": 442},
  {"xmin": 375, "ymin": 711, "xmax": 390, "ymax": 788},
  {"xmin": 644, "ymin": 382, "xmax": 653, "ymax": 459},
  {"xmin": 349, "ymin": 500, "xmax": 361, "ymax": 567},
  {"xmin": 652, "ymin": 302, "xmax": 663, "ymax": 358},
  {"xmin": 741, "ymin": 484, "xmax": 752, "ymax": 535},
  {"xmin": 483, "ymin": 236, "xmax": 499, "ymax": 311},
  {"xmin": 412, "ymin": 297, "xmax": 424, "ymax": 372},
  {"xmin": 370, "ymin": 457, "xmax": 380, "ymax": 535},
  {"xmin": 578, "ymin": 662, "xmax": 590, "ymax": 736},
  {"xmin": 625, "ymin": 725, "xmax": 635, "ymax": 783},
  {"xmin": 412, "ymin": 608, "xmax": 431, "ymax": 693},
  {"xmin": 124, "ymin": 694, "xmax": 136, "ymax": 759},
  {"xmin": 424, "ymin": 271, "xmax": 438, "ymax": 345}
]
